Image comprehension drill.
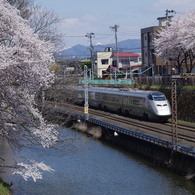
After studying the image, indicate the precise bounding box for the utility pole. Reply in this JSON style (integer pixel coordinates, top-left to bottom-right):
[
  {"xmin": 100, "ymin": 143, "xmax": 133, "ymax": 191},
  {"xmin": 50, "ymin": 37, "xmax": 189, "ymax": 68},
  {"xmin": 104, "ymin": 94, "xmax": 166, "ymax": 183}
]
[
  {"xmin": 171, "ymin": 75, "xmax": 178, "ymax": 144},
  {"xmin": 84, "ymin": 65, "xmax": 89, "ymax": 120},
  {"xmin": 165, "ymin": 9, "xmax": 176, "ymax": 26},
  {"xmin": 85, "ymin": 33, "xmax": 95, "ymax": 79},
  {"xmin": 171, "ymin": 73, "xmax": 195, "ymax": 145},
  {"xmin": 110, "ymin": 25, "xmax": 119, "ymax": 69},
  {"xmin": 164, "ymin": 10, "xmax": 178, "ymax": 144}
]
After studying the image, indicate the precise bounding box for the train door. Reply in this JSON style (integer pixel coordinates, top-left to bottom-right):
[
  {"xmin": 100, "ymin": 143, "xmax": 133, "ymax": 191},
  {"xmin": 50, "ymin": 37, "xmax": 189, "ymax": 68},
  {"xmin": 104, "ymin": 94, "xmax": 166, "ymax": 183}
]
[
  {"xmin": 95, "ymin": 92, "xmax": 101, "ymax": 108},
  {"xmin": 89, "ymin": 91, "xmax": 95, "ymax": 107},
  {"xmin": 76, "ymin": 90, "xmax": 84, "ymax": 105},
  {"xmin": 122, "ymin": 96, "xmax": 130, "ymax": 115},
  {"xmin": 101, "ymin": 93, "xmax": 107, "ymax": 110}
]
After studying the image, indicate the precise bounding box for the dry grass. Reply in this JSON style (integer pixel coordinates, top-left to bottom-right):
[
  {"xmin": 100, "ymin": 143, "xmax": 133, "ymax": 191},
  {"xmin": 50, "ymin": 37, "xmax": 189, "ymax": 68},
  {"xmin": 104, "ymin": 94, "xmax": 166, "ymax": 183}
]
[
  {"xmin": 88, "ymin": 127, "xmax": 102, "ymax": 139},
  {"xmin": 72, "ymin": 122, "xmax": 102, "ymax": 139}
]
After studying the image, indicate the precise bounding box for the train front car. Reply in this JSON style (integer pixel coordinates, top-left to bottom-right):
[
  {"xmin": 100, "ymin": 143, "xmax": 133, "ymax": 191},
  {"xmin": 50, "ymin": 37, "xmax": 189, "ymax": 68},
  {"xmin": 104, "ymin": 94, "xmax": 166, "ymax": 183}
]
[{"xmin": 147, "ymin": 92, "xmax": 171, "ymax": 121}]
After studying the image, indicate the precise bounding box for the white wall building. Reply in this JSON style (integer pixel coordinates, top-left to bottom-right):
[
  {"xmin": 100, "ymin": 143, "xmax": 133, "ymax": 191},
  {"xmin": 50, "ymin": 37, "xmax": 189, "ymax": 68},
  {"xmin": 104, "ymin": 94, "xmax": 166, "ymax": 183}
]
[
  {"xmin": 95, "ymin": 47, "xmax": 142, "ymax": 78},
  {"xmin": 95, "ymin": 47, "xmax": 113, "ymax": 77}
]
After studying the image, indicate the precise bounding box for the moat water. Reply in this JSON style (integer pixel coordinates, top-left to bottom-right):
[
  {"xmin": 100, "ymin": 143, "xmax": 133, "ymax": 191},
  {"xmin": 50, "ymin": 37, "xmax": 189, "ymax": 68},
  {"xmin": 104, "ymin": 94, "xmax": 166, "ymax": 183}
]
[{"xmin": 1, "ymin": 127, "xmax": 195, "ymax": 195}]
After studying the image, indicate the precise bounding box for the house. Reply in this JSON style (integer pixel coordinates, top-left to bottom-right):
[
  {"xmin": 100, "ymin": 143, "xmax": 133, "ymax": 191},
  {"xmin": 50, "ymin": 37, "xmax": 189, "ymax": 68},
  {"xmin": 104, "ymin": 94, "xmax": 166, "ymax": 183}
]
[
  {"xmin": 95, "ymin": 48, "xmax": 141, "ymax": 78},
  {"xmin": 112, "ymin": 52, "xmax": 141, "ymax": 68},
  {"xmin": 95, "ymin": 47, "xmax": 113, "ymax": 78},
  {"xmin": 120, "ymin": 64, "xmax": 142, "ymax": 78}
]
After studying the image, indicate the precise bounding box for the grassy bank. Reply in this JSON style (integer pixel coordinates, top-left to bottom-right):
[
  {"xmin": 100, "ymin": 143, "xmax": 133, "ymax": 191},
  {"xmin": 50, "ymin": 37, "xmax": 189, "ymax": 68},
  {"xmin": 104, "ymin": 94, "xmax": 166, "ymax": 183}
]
[{"xmin": 0, "ymin": 179, "xmax": 11, "ymax": 195}]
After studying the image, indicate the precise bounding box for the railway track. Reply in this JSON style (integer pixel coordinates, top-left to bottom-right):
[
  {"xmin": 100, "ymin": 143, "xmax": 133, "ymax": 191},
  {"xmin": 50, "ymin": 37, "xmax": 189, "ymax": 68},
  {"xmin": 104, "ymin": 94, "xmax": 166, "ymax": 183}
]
[
  {"xmin": 165, "ymin": 122, "xmax": 195, "ymax": 132},
  {"xmin": 46, "ymin": 101, "xmax": 195, "ymax": 148},
  {"xmin": 87, "ymin": 108, "xmax": 195, "ymax": 146}
]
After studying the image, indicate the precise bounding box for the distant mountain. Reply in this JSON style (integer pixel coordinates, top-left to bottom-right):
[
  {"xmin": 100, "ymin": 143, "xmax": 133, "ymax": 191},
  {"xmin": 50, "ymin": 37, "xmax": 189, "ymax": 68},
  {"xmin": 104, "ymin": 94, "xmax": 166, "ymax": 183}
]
[{"xmin": 56, "ymin": 39, "xmax": 141, "ymax": 60}]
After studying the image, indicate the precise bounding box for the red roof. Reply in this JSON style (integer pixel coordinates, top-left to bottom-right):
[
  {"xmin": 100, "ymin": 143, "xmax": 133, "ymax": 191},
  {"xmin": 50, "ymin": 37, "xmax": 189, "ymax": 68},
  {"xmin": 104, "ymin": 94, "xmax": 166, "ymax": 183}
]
[
  {"xmin": 113, "ymin": 52, "xmax": 140, "ymax": 58},
  {"xmin": 122, "ymin": 64, "xmax": 142, "ymax": 68}
]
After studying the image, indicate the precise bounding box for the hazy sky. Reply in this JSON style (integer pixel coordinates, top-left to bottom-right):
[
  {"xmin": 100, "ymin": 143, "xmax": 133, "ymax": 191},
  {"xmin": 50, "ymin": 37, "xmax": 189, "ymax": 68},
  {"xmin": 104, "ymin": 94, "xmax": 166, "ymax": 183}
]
[{"xmin": 35, "ymin": 0, "xmax": 195, "ymax": 49}]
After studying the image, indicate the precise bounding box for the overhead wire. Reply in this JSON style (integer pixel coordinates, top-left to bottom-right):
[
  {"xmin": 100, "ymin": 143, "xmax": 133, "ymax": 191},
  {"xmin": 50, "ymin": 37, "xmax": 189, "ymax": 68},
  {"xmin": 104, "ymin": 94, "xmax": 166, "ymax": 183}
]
[{"xmin": 62, "ymin": 19, "xmax": 160, "ymax": 58}]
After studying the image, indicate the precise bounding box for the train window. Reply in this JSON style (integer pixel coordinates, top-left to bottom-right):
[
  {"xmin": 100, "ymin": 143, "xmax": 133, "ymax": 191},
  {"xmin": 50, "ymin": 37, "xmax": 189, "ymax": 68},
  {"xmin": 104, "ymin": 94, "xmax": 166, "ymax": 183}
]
[
  {"xmin": 152, "ymin": 93, "xmax": 166, "ymax": 101},
  {"xmin": 129, "ymin": 97, "xmax": 133, "ymax": 104},
  {"xmin": 102, "ymin": 94, "xmax": 108, "ymax": 100},
  {"xmin": 102, "ymin": 94, "xmax": 119, "ymax": 102},
  {"xmin": 89, "ymin": 92, "xmax": 95, "ymax": 100},
  {"xmin": 111, "ymin": 95, "xmax": 119, "ymax": 102},
  {"xmin": 123, "ymin": 96, "xmax": 128, "ymax": 104},
  {"xmin": 132, "ymin": 98, "xmax": 143, "ymax": 106},
  {"xmin": 133, "ymin": 99, "xmax": 139, "ymax": 105},
  {"xmin": 147, "ymin": 94, "xmax": 153, "ymax": 100},
  {"xmin": 78, "ymin": 92, "xmax": 83, "ymax": 98},
  {"xmin": 95, "ymin": 93, "xmax": 100, "ymax": 99}
]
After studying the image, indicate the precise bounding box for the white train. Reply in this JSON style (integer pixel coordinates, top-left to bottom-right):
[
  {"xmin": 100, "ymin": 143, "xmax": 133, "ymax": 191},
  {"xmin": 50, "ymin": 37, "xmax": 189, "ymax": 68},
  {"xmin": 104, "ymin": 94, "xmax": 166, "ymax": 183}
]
[{"xmin": 72, "ymin": 86, "xmax": 171, "ymax": 122}]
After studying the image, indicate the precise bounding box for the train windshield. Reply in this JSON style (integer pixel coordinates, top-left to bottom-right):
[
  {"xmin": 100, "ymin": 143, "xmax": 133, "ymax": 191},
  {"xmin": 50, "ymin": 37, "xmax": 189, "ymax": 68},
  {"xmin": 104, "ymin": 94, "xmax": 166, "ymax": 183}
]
[{"xmin": 151, "ymin": 93, "xmax": 166, "ymax": 101}]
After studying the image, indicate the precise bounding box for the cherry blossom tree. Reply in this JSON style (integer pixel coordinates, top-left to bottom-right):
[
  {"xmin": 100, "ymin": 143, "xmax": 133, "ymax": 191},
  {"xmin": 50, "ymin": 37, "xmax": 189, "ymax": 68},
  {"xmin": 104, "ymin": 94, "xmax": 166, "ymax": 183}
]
[
  {"xmin": 154, "ymin": 11, "xmax": 195, "ymax": 73},
  {"xmin": 7, "ymin": 0, "xmax": 32, "ymax": 19},
  {"xmin": 0, "ymin": 0, "xmax": 59, "ymax": 180},
  {"xmin": 8, "ymin": 0, "xmax": 64, "ymax": 49}
]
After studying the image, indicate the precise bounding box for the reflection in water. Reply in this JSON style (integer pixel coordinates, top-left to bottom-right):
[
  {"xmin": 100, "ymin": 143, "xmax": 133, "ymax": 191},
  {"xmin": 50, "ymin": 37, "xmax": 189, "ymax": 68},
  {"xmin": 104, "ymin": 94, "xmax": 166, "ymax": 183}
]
[{"xmin": 0, "ymin": 127, "xmax": 195, "ymax": 195}]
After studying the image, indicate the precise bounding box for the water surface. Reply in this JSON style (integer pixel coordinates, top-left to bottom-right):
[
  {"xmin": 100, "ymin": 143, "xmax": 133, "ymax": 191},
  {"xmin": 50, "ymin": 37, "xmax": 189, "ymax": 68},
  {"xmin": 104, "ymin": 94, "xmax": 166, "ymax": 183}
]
[{"xmin": 2, "ymin": 127, "xmax": 195, "ymax": 195}]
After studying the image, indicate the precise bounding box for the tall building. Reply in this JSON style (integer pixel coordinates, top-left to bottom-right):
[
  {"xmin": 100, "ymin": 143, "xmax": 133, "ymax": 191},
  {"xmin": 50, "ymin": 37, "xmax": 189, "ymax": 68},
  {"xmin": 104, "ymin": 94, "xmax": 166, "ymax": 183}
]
[{"xmin": 141, "ymin": 17, "xmax": 172, "ymax": 76}]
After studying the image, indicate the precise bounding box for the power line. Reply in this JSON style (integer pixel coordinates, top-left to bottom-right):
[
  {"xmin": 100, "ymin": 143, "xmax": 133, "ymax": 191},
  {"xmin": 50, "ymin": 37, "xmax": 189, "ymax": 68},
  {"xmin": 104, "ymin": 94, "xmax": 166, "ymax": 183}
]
[
  {"xmin": 95, "ymin": 28, "xmax": 113, "ymax": 40},
  {"xmin": 64, "ymin": 35, "xmax": 86, "ymax": 37}
]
